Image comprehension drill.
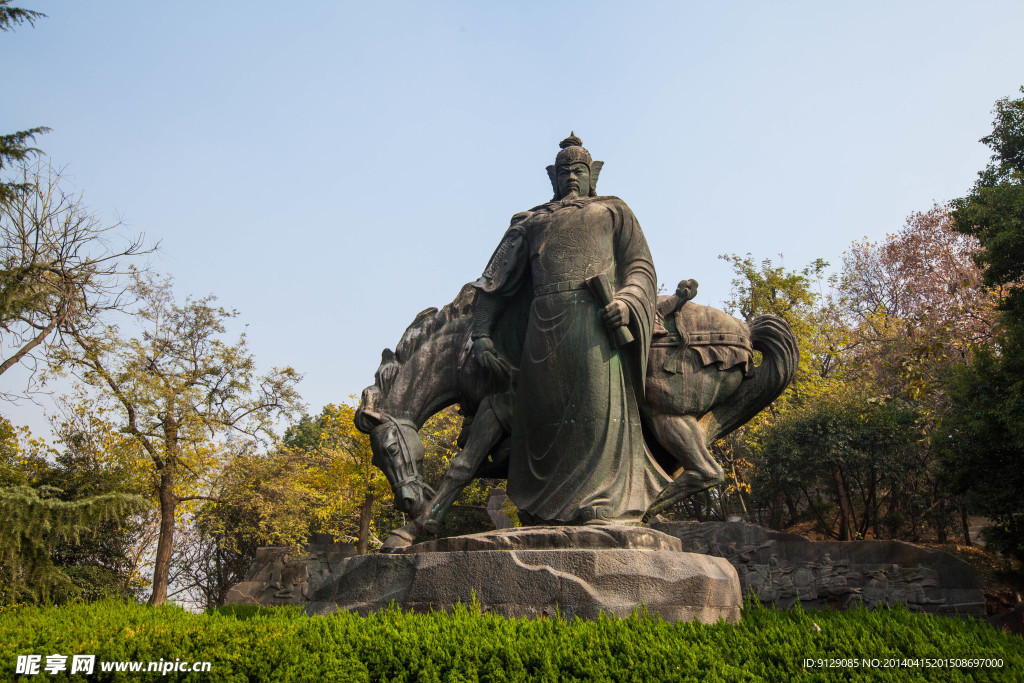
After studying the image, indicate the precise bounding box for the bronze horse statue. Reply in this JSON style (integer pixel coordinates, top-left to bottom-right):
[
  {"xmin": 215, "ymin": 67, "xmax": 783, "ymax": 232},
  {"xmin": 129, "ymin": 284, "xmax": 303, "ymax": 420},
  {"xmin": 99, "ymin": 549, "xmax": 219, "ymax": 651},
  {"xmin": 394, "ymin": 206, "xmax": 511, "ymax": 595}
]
[{"xmin": 355, "ymin": 279, "xmax": 797, "ymax": 549}]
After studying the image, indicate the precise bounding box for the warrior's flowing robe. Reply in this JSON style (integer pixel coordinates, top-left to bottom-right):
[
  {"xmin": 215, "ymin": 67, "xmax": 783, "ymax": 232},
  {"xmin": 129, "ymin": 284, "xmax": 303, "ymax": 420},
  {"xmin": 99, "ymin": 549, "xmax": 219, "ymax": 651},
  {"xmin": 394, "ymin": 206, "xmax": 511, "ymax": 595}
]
[{"xmin": 474, "ymin": 196, "xmax": 671, "ymax": 524}]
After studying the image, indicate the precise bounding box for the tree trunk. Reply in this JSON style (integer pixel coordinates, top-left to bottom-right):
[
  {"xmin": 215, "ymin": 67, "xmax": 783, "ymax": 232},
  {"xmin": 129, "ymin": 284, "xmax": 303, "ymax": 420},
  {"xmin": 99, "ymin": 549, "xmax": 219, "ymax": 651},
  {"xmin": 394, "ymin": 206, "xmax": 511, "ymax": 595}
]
[
  {"xmin": 356, "ymin": 493, "xmax": 374, "ymax": 555},
  {"xmin": 887, "ymin": 489, "xmax": 901, "ymax": 537},
  {"xmin": 769, "ymin": 491, "xmax": 783, "ymax": 529},
  {"xmin": 149, "ymin": 471, "xmax": 177, "ymax": 606},
  {"xmin": 831, "ymin": 464, "xmax": 854, "ymax": 541},
  {"xmin": 785, "ymin": 493, "xmax": 799, "ymax": 527},
  {"xmin": 961, "ymin": 504, "xmax": 973, "ymax": 547},
  {"xmin": 868, "ymin": 467, "xmax": 878, "ymax": 539}
]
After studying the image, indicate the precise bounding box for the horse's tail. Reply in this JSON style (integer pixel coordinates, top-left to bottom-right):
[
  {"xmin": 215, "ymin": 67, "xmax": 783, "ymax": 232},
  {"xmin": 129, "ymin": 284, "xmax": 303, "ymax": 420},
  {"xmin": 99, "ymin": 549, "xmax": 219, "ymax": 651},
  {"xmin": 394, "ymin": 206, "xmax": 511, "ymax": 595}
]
[{"xmin": 698, "ymin": 314, "xmax": 798, "ymax": 444}]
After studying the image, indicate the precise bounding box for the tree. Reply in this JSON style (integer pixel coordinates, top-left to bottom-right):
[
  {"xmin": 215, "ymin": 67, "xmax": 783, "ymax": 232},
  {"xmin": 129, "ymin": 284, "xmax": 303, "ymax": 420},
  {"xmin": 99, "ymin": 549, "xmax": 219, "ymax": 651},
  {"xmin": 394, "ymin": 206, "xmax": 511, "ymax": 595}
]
[
  {"xmin": 284, "ymin": 403, "xmax": 395, "ymax": 554},
  {"xmin": 0, "ymin": 414, "xmax": 147, "ymax": 605},
  {"xmin": 0, "ymin": 3, "xmax": 158, "ymax": 603},
  {"xmin": 0, "ymin": 1, "xmax": 43, "ymax": 32},
  {"xmin": 941, "ymin": 87, "xmax": 1024, "ymax": 563},
  {"xmin": 697, "ymin": 254, "xmax": 848, "ymax": 524},
  {"xmin": 0, "ymin": 485, "xmax": 146, "ymax": 605},
  {"xmin": 41, "ymin": 404, "xmax": 155, "ymax": 601},
  {"xmin": 2, "ymin": 7, "xmax": 151, "ymax": 389},
  {"xmin": 1, "ymin": 163, "xmax": 151, "ymax": 391},
  {"xmin": 714, "ymin": 235, "xmax": 989, "ymax": 541},
  {"xmin": 0, "ymin": 1, "xmax": 48, "ymax": 206},
  {"xmin": 171, "ymin": 442, "xmax": 315, "ymax": 609},
  {"xmin": 951, "ymin": 87, "xmax": 1024, "ymax": 321},
  {"xmin": 841, "ymin": 206, "xmax": 995, "ymax": 414},
  {"xmin": 843, "ymin": 206, "xmax": 992, "ymax": 342},
  {"xmin": 719, "ymin": 254, "xmax": 849, "ymax": 406},
  {"xmin": 51, "ymin": 272, "xmax": 303, "ymax": 605},
  {"xmin": 755, "ymin": 395, "xmax": 931, "ymax": 541}
]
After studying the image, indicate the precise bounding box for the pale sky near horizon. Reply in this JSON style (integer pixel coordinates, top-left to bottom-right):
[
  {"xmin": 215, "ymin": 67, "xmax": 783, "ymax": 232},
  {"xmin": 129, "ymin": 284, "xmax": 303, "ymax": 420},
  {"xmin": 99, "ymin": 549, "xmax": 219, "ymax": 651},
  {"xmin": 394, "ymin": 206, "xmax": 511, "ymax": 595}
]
[{"xmin": 3, "ymin": 1, "xmax": 1024, "ymax": 441}]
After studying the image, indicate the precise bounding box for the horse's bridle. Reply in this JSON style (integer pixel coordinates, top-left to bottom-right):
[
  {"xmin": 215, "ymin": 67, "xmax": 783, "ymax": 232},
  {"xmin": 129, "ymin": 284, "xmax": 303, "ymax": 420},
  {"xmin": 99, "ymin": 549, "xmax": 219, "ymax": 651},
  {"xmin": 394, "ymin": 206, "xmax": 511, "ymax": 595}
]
[{"xmin": 371, "ymin": 413, "xmax": 423, "ymax": 489}]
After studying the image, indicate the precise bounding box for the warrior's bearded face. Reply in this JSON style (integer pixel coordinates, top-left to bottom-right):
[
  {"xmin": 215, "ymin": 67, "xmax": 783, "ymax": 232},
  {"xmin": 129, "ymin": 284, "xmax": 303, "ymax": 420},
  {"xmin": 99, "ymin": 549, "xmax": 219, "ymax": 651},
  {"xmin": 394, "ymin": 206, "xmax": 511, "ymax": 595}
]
[{"xmin": 557, "ymin": 162, "xmax": 591, "ymax": 199}]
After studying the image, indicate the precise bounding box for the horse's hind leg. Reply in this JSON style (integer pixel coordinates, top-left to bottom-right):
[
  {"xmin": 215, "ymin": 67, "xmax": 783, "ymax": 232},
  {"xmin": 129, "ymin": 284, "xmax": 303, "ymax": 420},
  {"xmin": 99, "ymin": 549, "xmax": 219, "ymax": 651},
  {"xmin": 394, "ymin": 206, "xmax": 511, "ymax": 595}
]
[
  {"xmin": 651, "ymin": 413, "xmax": 725, "ymax": 486},
  {"xmin": 381, "ymin": 394, "xmax": 508, "ymax": 551},
  {"xmin": 643, "ymin": 413, "xmax": 725, "ymax": 523}
]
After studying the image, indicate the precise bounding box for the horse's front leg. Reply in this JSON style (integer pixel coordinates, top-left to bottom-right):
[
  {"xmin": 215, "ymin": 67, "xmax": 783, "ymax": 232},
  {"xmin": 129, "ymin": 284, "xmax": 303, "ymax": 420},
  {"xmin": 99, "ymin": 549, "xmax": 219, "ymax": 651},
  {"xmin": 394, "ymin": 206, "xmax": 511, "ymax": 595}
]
[{"xmin": 381, "ymin": 395, "xmax": 509, "ymax": 551}]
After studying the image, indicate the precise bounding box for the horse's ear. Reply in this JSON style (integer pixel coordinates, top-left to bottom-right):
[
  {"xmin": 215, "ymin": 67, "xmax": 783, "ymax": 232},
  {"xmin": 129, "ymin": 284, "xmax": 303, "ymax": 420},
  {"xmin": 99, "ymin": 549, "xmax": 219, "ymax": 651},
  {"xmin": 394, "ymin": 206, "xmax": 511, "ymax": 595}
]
[
  {"xmin": 354, "ymin": 406, "xmax": 383, "ymax": 434},
  {"xmin": 381, "ymin": 348, "xmax": 395, "ymax": 364},
  {"xmin": 355, "ymin": 386, "xmax": 384, "ymax": 434}
]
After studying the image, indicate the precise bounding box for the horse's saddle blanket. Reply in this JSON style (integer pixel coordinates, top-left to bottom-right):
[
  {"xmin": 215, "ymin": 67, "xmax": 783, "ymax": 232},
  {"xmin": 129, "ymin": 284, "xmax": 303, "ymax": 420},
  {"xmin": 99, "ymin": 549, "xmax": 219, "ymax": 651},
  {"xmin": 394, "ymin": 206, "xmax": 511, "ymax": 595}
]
[{"xmin": 651, "ymin": 303, "xmax": 753, "ymax": 375}]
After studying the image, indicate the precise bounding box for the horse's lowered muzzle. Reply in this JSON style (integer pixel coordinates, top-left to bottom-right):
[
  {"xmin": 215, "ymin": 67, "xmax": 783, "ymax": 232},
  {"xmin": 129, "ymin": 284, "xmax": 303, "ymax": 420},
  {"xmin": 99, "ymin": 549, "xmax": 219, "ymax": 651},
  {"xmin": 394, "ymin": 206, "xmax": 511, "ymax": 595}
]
[{"xmin": 394, "ymin": 481, "xmax": 435, "ymax": 517}]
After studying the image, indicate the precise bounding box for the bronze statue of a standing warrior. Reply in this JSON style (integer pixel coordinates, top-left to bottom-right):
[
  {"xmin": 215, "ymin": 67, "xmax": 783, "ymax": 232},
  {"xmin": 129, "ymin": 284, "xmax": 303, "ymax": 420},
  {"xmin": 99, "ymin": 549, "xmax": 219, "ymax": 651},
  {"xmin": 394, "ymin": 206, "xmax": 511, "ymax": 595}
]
[
  {"xmin": 356, "ymin": 134, "xmax": 798, "ymax": 548},
  {"xmin": 471, "ymin": 133, "xmax": 666, "ymax": 525}
]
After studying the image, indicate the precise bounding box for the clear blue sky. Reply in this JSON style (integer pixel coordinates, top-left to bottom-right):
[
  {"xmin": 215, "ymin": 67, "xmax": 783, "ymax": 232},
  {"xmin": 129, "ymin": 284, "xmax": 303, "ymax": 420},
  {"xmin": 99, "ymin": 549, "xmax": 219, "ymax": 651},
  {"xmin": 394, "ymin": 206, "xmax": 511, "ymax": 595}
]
[{"xmin": 4, "ymin": 1, "xmax": 1024, "ymax": 437}]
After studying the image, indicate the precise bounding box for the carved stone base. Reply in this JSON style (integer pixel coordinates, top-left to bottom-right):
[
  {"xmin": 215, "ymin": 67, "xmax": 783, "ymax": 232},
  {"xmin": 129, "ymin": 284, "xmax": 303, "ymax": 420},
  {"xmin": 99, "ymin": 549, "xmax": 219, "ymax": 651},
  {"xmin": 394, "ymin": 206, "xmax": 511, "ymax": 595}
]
[
  {"xmin": 228, "ymin": 526, "xmax": 742, "ymax": 623},
  {"xmin": 311, "ymin": 526, "xmax": 740, "ymax": 622}
]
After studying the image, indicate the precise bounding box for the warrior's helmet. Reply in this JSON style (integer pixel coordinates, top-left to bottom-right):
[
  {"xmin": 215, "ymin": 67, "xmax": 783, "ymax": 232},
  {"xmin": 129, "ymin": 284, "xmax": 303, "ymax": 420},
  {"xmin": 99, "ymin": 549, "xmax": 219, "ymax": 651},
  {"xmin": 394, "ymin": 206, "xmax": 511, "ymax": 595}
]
[{"xmin": 546, "ymin": 132, "xmax": 604, "ymax": 200}]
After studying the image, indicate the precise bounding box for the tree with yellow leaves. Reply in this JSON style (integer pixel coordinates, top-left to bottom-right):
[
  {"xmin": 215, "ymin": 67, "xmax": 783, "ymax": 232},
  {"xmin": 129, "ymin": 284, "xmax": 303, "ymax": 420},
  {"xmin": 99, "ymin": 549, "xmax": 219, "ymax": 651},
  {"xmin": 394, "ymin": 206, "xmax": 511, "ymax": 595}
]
[{"xmin": 51, "ymin": 271, "xmax": 302, "ymax": 606}]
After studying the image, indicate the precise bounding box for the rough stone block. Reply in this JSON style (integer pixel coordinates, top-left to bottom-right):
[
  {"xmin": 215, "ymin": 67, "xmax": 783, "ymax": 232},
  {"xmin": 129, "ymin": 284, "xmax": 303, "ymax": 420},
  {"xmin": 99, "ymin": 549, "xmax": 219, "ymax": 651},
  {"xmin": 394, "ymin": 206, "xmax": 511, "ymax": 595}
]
[{"xmin": 305, "ymin": 547, "xmax": 741, "ymax": 623}]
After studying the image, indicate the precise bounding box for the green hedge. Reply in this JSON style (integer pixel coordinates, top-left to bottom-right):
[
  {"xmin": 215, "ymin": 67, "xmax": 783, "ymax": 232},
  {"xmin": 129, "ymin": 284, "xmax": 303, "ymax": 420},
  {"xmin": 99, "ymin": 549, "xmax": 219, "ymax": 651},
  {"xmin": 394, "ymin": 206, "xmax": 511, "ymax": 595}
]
[{"xmin": 1, "ymin": 599, "xmax": 1021, "ymax": 681}]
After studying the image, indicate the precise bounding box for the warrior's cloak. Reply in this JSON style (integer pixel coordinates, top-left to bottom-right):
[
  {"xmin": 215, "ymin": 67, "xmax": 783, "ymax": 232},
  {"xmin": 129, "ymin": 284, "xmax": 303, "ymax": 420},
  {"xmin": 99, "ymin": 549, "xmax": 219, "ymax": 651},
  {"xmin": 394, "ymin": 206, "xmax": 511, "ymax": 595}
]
[{"xmin": 474, "ymin": 196, "xmax": 670, "ymax": 524}]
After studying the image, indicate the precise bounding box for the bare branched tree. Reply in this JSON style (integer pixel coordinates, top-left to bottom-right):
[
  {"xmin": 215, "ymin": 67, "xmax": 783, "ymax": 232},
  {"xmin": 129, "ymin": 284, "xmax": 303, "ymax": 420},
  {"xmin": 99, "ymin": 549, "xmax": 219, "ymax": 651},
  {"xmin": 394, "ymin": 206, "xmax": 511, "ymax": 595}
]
[{"xmin": 0, "ymin": 163, "xmax": 153, "ymax": 393}]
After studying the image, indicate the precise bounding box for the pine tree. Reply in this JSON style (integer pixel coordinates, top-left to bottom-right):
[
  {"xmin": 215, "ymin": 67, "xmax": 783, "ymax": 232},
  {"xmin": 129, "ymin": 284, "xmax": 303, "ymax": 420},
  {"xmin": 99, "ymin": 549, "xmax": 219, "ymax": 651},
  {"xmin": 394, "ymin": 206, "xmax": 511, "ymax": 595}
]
[
  {"xmin": 0, "ymin": 485, "xmax": 146, "ymax": 605},
  {"xmin": 0, "ymin": 1, "xmax": 49, "ymax": 205}
]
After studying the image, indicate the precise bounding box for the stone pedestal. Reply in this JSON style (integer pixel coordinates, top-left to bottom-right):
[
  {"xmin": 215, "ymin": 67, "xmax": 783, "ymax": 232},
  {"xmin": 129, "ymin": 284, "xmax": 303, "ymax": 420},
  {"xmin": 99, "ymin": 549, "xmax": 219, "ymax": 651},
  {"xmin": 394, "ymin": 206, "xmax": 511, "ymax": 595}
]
[{"xmin": 228, "ymin": 526, "xmax": 742, "ymax": 623}]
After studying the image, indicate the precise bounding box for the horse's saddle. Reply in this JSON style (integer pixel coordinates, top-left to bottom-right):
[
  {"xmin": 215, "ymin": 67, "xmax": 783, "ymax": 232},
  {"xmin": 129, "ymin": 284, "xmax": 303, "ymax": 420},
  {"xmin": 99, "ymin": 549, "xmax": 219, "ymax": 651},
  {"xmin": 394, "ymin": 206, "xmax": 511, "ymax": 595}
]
[{"xmin": 652, "ymin": 300, "xmax": 753, "ymax": 376}]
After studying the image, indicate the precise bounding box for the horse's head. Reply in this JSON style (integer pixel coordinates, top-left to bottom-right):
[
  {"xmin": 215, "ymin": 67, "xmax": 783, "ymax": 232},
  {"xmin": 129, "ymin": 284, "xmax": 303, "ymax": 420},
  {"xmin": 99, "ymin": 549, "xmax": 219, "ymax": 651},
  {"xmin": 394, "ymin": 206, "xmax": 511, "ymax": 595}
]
[
  {"xmin": 354, "ymin": 295, "xmax": 475, "ymax": 518},
  {"xmin": 355, "ymin": 385, "xmax": 435, "ymax": 516}
]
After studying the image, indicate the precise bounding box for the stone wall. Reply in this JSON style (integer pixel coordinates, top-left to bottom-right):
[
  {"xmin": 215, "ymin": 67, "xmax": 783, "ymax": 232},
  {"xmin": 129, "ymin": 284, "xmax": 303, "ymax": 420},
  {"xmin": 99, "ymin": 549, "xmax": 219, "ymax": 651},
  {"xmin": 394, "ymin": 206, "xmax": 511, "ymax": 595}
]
[
  {"xmin": 225, "ymin": 534, "xmax": 356, "ymax": 607},
  {"xmin": 651, "ymin": 521, "xmax": 986, "ymax": 619}
]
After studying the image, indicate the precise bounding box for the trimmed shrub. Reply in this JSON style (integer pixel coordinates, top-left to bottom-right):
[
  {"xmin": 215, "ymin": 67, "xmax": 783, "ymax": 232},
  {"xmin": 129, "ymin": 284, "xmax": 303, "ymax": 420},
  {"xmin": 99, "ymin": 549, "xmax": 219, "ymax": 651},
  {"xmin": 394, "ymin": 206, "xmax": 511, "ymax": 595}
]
[{"xmin": 1, "ymin": 599, "xmax": 1021, "ymax": 681}]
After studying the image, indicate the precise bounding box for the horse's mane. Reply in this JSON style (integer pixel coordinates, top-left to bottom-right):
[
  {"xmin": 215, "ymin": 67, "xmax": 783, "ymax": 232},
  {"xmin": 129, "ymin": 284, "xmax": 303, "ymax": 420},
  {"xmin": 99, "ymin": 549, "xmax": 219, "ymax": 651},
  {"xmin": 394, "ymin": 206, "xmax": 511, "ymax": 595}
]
[{"xmin": 373, "ymin": 283, "xmax": 476, "ymax": 397}]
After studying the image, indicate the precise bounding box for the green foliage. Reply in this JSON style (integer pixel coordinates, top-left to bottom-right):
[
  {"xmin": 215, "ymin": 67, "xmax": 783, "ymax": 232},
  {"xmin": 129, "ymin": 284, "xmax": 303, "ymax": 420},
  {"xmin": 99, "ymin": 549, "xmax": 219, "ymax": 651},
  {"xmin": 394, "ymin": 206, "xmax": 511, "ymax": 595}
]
[
  {"xmin": 0, "ymin": 600, "xmax": 1020, "ymax": 681},
  {"xmin": 951, "ymin": 86, "xmax": 1024, "ymax": 321},
  {"xmin": 0, "ymin": 486, "xmax": 146, "ymax": 605},
  {"xmin": 720, "ymin": 253, "xmax": 848, "ymax": 412},
  {"xmin": 283, "ymin": 402, "xmax": 394, "ymax": 550},
  {"xmin": 939, "ymin": 348, "xmax": 1024, "ymax": 563},
  {"xmin": 696, "ymin": 255, "xmax": 848, "ymax": 524},
  {"xmin": 711, "ymin": 210, "xmax": 993, "ymax": 543},
  {"xmin": 941, "ymin": 86, "xmax": 1024, "ymax": 566},
  {"xmin": 0, "ymin": 2, "xmax": 47, "ymax": 205},
  {"xmin": 0, "ymin": 129, "xmax": 48, "ymax": 205},
  {"xmin": 0, "ymin": 1, "xmax": 45, "ymax": 31},
  {"xmin": 0, "ymin": 414, "xmax": 151, "ymax": 605},
  {"xmin": 755, "ymin": 394, "xmax": 930, "ymax": 540},
  {"xmin": 49, "ymin": 271, "xmax": 303, "ymax": 605},
  {"xmin": 42, "ymin": 415, "xmax": 153, "ymax": 602},
  {"xmin": 182, "ymin": 400, "xmax": 409, "ymax": 610}
]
